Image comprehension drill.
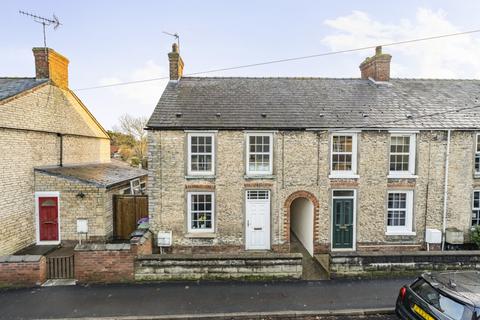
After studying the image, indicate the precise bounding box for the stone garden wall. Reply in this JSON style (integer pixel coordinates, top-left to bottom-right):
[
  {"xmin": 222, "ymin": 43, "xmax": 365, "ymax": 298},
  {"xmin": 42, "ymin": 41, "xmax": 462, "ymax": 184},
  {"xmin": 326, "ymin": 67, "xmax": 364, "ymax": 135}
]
[
  {"xmin": 135, "ymin": 252, "xmax": 303, "ymax": 280},
  {"xmin": 330, "ymin": 250, "xmax": 480, "ymax": 278}
]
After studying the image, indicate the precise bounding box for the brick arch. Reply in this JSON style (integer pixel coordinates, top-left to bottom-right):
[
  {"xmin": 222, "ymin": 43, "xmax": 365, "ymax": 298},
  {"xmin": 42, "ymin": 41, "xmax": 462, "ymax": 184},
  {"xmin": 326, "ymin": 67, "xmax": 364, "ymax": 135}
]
[{"xmin": 284, "ymin": 190, "xmax": 320, "ymax": 246}]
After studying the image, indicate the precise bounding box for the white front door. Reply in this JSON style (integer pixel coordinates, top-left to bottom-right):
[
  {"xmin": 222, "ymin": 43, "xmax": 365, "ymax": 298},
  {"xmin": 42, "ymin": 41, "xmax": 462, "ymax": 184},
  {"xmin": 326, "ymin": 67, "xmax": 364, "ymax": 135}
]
[{"xmin": 245, "ymin": 190, "xmax": 270, "ymax": 250}]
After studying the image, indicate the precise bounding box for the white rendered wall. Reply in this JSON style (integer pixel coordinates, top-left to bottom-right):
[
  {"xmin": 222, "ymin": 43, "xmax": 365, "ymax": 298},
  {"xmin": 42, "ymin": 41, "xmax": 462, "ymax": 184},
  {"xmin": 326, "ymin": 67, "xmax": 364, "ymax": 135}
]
[{"xmin": 290, "ymin": 198, "xmax": 314, "ymax": 256}]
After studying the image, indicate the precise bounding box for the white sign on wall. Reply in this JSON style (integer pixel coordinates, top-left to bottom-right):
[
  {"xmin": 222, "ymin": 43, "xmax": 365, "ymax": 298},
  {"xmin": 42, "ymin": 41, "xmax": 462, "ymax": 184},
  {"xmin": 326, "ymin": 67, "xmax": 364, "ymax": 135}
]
[
  {"xmin": 157, "ymin": 231, "xmax": 172, "ymax": 247},
  {"xmin": 77, "ymin": 219, "xmax": 88, "ymax": 234}
]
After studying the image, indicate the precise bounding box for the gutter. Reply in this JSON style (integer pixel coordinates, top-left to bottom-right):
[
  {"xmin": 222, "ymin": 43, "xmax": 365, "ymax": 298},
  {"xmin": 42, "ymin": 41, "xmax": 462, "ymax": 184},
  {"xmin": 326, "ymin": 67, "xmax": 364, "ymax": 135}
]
[{"xmin": 442, "ymin": 129, "xmax": 451, "ymax": 251}]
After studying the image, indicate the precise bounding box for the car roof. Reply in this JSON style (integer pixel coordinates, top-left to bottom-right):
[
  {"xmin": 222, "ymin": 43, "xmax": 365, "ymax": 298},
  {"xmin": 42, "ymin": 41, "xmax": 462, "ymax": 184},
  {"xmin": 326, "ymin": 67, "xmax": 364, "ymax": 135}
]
[{"xmin": 423, "ymin": 271, "xmax": 480, "ymax": 307}]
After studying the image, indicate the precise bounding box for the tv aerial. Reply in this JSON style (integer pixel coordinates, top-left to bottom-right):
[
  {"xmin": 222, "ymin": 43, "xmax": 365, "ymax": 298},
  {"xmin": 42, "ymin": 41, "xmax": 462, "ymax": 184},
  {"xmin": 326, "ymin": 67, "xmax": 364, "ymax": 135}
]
[
  {"xmin": 163, "ymin": 31, "xmax": 180, "ymax": 49},
  {"xmin": 19, "ymin": 10, "xmax": 62, "ymax": 48}
]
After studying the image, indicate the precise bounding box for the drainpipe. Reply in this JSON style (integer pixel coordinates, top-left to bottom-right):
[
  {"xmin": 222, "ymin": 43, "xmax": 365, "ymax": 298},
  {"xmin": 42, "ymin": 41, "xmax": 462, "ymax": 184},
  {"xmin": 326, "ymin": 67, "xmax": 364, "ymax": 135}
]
[
  {"xmin": 441, "ymin": 130, "xmax": 451, "ymax": 251},
  {"xmin": 58, "ymin": 133, "xmax": 63, "ymax": 167}
]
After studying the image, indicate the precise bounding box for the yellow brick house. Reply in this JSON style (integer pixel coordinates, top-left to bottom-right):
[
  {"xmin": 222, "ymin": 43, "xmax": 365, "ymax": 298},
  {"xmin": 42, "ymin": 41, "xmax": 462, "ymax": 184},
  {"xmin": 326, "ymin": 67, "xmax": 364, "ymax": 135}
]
[{"xmin": 0, "ymin": 47, "xmax": 146, "ymax": 255}]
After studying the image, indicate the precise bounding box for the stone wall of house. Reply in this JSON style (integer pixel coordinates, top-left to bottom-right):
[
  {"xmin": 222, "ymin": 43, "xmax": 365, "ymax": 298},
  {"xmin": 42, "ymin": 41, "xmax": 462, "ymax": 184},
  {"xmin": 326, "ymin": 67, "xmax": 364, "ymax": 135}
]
[
  {"xmin": 0, "ymin": 83, "xmax": 110, "ymax": 255},
  {"xmin": 34, "ymin": 172, "xmax": 108, "ymax": 242},
  {"xmin": 0, "ymin": 84, "xmax": 110, "ymax": 254},
  {"xmin": 33, "ymin": 173, "xmax": 147, "ymax": 244},
  {"xmin": 148, "ymin": 129, "xmax": 479, "ymax": 253}
]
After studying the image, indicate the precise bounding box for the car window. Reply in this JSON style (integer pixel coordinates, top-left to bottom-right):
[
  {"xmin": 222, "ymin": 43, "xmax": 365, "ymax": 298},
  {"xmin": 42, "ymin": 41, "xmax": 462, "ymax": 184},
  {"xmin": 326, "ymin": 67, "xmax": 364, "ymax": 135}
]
[{"xmin": 412, "ymin": 279, "xmax": 469, "ymax": 320}]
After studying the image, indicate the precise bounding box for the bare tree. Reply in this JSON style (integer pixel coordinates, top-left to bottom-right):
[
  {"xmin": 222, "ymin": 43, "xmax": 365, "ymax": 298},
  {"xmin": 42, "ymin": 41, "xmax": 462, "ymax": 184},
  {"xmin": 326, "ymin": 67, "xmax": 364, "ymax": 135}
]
[{"xmin": 116, "ymin": 114, "xmax": 148, "ymax": 165}]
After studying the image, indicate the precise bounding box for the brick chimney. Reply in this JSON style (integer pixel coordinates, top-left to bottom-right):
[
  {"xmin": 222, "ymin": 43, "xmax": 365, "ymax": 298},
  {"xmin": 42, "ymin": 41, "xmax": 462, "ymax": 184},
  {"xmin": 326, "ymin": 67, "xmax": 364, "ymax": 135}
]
[
  {"xmin": 359, "ymin": 46, "xmax": 391, "ymax": 82},
  {"xmin": 168, "ymin": 43, "xmax": 184, "ymax": 80},
  {"xmin": 32, "ymin": 47, "xmax": 69, "ymax": 89}
]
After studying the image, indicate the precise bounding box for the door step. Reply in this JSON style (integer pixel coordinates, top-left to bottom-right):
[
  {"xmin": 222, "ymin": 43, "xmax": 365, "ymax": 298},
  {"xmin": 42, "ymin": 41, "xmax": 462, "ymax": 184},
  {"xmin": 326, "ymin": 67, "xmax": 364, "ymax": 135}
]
[{"xmin": 42, "ymin": 279, "xmax": 77, "ymax": 287}]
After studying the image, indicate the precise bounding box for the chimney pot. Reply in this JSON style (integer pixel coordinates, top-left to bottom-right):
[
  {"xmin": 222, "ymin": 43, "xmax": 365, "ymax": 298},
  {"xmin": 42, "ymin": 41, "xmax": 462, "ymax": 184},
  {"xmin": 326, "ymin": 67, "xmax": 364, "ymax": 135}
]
[
  {"xmin": 359, "ymin": 46, "xmax": 391, "ymax": 82},
  {"xmin": 32, "ymin": 48, "xmax": 69, "ymax": 89}
]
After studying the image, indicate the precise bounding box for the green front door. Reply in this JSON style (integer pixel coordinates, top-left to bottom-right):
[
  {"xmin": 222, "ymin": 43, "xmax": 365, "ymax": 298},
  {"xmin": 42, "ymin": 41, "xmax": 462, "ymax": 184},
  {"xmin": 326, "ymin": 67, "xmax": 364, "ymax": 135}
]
[{"xmin": 332, "ymin": 198, "xmax": 354, "ymax": 249}]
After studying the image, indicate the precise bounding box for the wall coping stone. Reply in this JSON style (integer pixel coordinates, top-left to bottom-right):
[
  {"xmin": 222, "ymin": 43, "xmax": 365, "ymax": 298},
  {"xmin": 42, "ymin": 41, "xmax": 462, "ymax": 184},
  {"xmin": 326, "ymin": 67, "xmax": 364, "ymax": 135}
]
[
  {"xmin": 331, "ymin": 250, "xmax": 480, "ymax": 258},
  {"xmin": 137, "ymin": 252, "xmax": 302, "ymax": 261},
  {"xmin": 130, "ymin": 230, "xmax": 152, "ymax": 245},
  {"xmin": 74, "ymin": 243, "xmax": 131, "ymax": 251},
  {"xmin": 0, "ymin": 255, "xmax": 43, "ymax": 263}
]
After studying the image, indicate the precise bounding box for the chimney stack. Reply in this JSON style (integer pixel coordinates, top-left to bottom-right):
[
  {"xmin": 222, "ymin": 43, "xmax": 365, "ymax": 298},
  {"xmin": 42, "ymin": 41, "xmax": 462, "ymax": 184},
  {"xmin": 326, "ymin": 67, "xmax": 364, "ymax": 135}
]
[
  {"xmin": 168, "ymin": 43, "xmax": 184, "ymax": 81},
  {"xmin": 32, "ymin": 48, "xmax": 69, "ymax": 89},
  {"xmin": 359, "ymin": 46, "xmax": 391, "ymax": 82}
]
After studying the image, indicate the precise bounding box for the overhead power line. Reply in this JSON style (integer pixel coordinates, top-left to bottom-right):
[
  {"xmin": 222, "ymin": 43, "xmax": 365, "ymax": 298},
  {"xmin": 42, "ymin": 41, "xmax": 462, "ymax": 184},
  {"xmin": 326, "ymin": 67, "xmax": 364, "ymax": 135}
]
[{"xmin": 74, "ymin": 28, "xmax": 480, "ymax": 91}]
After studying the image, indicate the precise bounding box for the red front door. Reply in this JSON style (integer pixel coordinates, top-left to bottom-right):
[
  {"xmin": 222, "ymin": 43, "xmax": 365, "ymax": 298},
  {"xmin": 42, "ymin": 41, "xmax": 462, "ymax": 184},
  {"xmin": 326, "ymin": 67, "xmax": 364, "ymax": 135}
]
[{"xmin": 39, "ymin": 197, "xmax": 59, "ymax": 242}]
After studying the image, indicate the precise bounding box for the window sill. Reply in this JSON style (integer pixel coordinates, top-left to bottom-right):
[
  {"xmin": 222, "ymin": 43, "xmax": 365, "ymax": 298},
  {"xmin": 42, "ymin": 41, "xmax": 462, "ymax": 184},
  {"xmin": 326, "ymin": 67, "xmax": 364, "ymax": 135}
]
[
  {"xmin": 388, "ymin": 174, "xmax": 418, "ymax": 179},
  {"xmin": 185, "ymin": 175, "xmax": 216, "ymax": 180},
  {"xmin": 244, "ymin": 174, "xmax": 276, "ymax": 180},
  {"xmin": 329, "ymin": 173, "xmax": 359, "ymax": 179},
  {"xmin": 185, "ymin": 232, "xmax": 216, "ymax": 239},
  {"xmin": 474, "ymin": 174, "xmax": 480, "ymax": 179},
  {"xmin": 385, "ymin": 231, "xmax": 416, "ymax": 236}
]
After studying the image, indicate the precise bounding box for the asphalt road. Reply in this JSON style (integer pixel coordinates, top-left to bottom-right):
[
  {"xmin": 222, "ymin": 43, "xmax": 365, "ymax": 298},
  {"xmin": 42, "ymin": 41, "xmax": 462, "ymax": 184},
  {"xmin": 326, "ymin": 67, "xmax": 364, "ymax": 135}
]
[{"xmin": 0, "ymin": 279, "xmax": 409, "ymax": 319}]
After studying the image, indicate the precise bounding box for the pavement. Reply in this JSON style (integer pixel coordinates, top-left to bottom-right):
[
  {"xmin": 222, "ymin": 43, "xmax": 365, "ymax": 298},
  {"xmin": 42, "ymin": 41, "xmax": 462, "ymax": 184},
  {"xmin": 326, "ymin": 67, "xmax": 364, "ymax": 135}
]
[{"xmin": 0, "ymin": 278, "xmax": 409, "ymax": 319}]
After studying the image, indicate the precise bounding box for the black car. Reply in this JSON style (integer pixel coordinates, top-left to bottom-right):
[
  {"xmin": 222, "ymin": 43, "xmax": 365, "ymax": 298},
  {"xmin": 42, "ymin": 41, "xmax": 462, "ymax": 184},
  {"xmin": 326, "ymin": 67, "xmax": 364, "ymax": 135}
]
[{"xmin": 396, "ymin": 271, "xmax": 480, "ymax": 319}]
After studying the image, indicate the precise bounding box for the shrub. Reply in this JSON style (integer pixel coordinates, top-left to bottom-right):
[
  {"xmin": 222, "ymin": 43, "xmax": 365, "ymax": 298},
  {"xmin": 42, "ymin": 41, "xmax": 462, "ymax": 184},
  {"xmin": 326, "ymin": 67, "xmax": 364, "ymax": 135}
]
[{"xmin": 470, "ymin": 225, "xmax": 480, "ymax": 248}]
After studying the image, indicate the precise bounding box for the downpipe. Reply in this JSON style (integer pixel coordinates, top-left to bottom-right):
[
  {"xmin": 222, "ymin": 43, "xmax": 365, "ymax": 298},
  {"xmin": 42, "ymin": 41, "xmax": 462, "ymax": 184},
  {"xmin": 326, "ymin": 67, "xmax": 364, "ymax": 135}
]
[{"xmin": 441, "ymin": 130, "xmax": 451, "ymax": 251}]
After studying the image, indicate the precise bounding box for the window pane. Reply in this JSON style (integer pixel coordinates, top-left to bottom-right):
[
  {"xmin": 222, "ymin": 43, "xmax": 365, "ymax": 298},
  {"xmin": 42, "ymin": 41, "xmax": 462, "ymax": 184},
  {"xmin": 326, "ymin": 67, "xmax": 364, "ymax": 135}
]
[
  {"xmin": 387, "ymin": 192, "xmax": 408, "ymax": 227},
  {"xmin": 390, "ymin": 135, "xmax": 411, "ymax": 172},
  {"xmin": 248, "ymin": 135, "xmax": 271, "ymax": 173},
  {"xmin": 190, "ymin": 135, "xmax": 213, "ymax": 173},
  {"xmin": 412, "ymin": 279, "xmax": 468, "ymax": 320},
  {"xmin": 333, "ymin": 190, "xmax": 354, "ymax": 197},
  {"xmin": 332, "ymin": 135, "xmax": 353, "ymax": 172},
  {"xmin": 190, "ymin": 193, "xmax": 213, "ymax": 230}
]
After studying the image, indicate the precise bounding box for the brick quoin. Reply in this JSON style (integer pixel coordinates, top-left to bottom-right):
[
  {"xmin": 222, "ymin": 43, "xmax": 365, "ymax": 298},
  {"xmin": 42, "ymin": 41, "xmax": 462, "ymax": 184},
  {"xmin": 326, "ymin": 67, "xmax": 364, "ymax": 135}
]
[{"xmin": 283, "ymin": 190, "xmax": 320, "ymax": 251}]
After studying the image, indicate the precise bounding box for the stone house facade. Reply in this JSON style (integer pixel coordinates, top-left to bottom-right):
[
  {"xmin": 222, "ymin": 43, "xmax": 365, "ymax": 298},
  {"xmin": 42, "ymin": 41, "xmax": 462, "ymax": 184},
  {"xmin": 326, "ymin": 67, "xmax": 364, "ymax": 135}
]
[
  {"xmin": 0, "ymin": 48, "xmax": 146, "ymax": 255},
  {"xmin": 146, "ymin": 44, "xmax": 480, "ymax": 255}
]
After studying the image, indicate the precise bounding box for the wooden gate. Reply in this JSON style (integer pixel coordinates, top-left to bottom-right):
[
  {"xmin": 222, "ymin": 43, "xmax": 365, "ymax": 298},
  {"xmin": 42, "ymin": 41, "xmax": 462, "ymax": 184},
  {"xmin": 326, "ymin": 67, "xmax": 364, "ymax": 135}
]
[
  {"xmin": 47, "ymin": 250, "xmax": 75, "ymax": 279},
  {"xmin": 113, "ymin": 195, "xmax": 148, "ymax": 240}
]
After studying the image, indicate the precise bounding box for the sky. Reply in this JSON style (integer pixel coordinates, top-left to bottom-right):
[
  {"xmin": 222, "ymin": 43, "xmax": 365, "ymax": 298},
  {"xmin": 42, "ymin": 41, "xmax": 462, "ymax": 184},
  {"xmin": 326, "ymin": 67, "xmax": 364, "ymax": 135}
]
[{"xmin": 2, "ymin": 0, "xmax": 480, "ymax": 129}]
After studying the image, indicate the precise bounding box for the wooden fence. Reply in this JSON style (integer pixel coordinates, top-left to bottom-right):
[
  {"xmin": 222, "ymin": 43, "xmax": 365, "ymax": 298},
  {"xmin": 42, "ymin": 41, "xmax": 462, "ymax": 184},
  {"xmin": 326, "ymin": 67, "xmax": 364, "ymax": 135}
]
[{"xmin": 113, "ymin": 195, "xmax": 148, "ymax": 240}]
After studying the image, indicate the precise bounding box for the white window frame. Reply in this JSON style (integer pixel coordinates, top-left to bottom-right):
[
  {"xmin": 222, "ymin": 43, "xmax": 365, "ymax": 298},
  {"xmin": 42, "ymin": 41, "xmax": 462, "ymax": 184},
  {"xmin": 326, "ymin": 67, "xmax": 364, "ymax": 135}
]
[
  {"xmin": 187, "ymin": 132, "xmax": 215, "ymax": 176},
  {"xmin": 388, "ymin": 132, "xmax": 416, "ymax": 178},
  {"xmin": 386, "ymin": 190, "xmax": 415, "ymax": 235},
  {"xmin": 472, "ymin": 190, "xmax": 480, "ymax": 226},
  {"xmin": 245, "ymin": 132, "xmax": 273, "ymax": 176},
  {"xmin": 475, "ymin": 134, "xmax": 480, "ymax": 176},
  {"xmin": 130, "ymin": 178, "xmax": 141, "ymax": 194},
  {"xmin": 187, "ymin": 191, "xmax": 215, "ymax": 233},
  {"xmin": 329, "ymin": 132, "xmax": 358, "ymax": 178}
]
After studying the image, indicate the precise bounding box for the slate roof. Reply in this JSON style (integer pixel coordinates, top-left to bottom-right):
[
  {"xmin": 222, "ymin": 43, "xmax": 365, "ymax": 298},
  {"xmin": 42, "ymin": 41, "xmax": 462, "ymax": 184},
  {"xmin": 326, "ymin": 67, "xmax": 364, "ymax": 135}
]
[
  {"xmin": 147, "ymin": 77, "xmax": 480, "ymax": 130},
  {"xmin": 35, "ymin": 162, "xmax": 147, "ymax": 189},
  {"xmin": 0, "ymin": 78, "xmax": 48, "ymax": 101}
]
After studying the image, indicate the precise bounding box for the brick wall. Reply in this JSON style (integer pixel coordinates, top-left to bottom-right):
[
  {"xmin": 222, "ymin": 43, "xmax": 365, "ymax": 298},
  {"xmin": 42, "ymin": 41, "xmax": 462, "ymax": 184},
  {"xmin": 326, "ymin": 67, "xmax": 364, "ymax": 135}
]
[
  {"xmin": 0, "ymin": 83, "xmax": 110, "ymax": 255},
  {"xmin": 74, "ymin": 231, "xmax": 152, "ymax": 283},
  {"xmin": 148, "ymin": 129, "xmax": 480, "ymax": 254},
  {"xmin": 0, "ymin": 255, "xmax": 46, "ymax": 287},
  {"xmin": 74, "ymin": 243, "xmax": 134, "ymax": 283}
]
